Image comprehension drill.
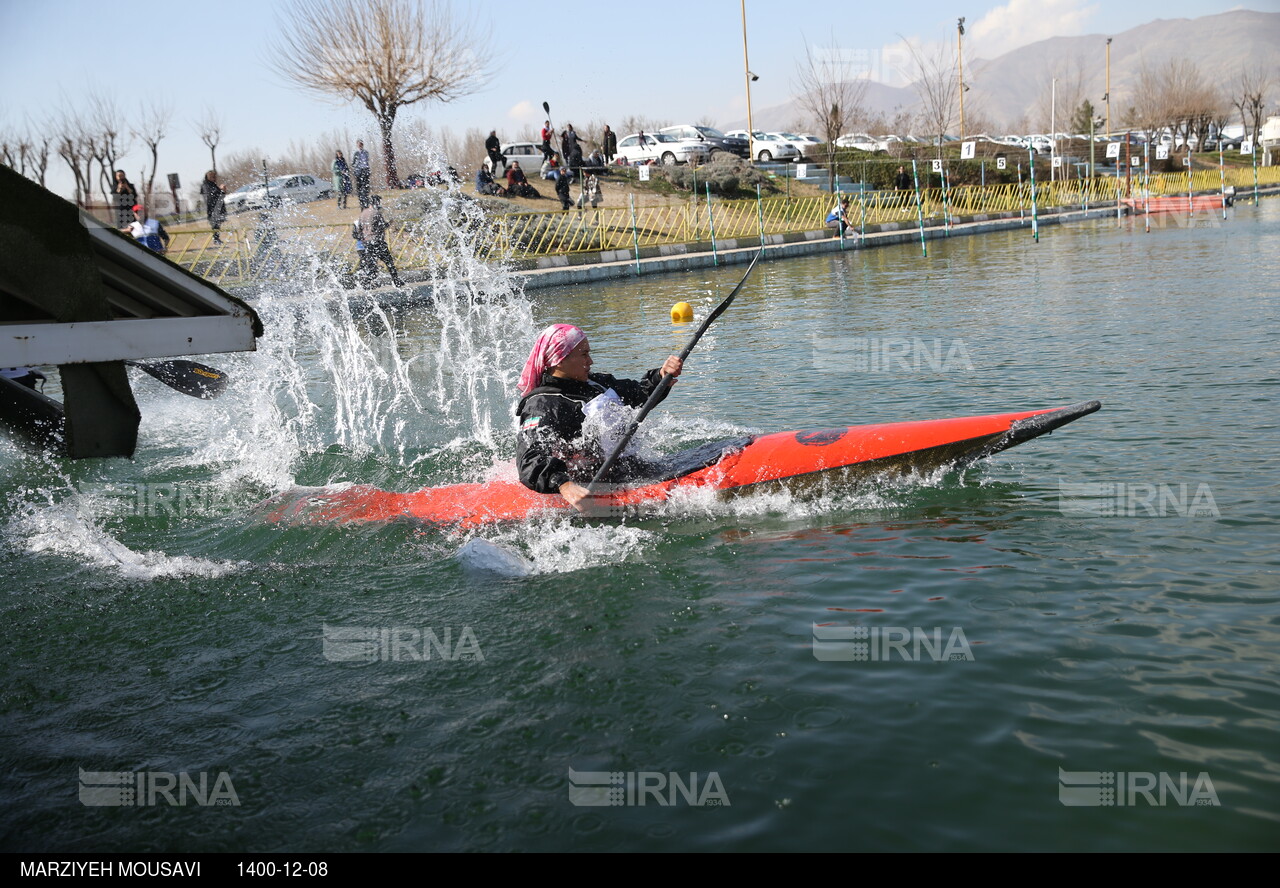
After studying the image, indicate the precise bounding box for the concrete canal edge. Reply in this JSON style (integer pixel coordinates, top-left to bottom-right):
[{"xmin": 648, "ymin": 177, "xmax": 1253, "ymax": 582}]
[{"xmin": 510, "ymin": 189, "xmax": 1279, "ymax": 291}]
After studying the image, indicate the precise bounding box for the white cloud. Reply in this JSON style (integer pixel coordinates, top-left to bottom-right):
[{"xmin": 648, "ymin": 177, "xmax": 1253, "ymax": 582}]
[
  {"xmin": 507, "ymin": 100, "xmax": 539, "ymax": 124},
  {"xmin": 968, "ymin": 0, "xmax": 1100, "ymax": 59}
]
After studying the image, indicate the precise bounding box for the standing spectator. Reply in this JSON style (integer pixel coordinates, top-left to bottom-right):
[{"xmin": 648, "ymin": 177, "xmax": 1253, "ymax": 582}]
[
  {"xmin": 332, "ymin": 151, "xmax": 352, "ymax": 209},
  {"xmin": 576, "ymin": 174, "xmax": 603, "ymax": 209},
  {"xmin": 200, "ymin": 170, "xmax": 227, "ymax": 245},
  {"xmin": 554, "ymin": 168, "xmax": 572, "ymax": 210},
  {"xmin": 358, "ymin": 195, "xmax": 404, "ymax": 287},
  {"xmin": 540, "ymin": 120, "xmax": 555, "ymax": 161},
  {"xmin": 127, "ymin": 204, "xmax": 169, "ymax": 253},
  {"xmin": 485, "ymin": 130, "xmax": 504, "ymax": 171},
  {"xmin": 894, "ymin": 165, "xmax": 912, "ymax": 190},
  {"xmin": 561, "ymin": 124, "xmax": 580, "ymax": 164},
  {"xmin": 353, "ymin": 140, "xmax": 372, "ymax": 208},
  {"xmin": 111, "ymin": 170, "xmax": 137, "ymax": 227},
  {"xmin": 602, "ymin": 126, "xmax": 617, "ymax": 164}
]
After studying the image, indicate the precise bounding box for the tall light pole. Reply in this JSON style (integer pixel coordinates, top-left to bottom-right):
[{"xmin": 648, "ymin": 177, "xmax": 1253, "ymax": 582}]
[
  {"xmin": 1051, "ymin": 77, "xmax": 1057, "ymax": 182},
  {"xmin": 741, "ymin": 0, "xmax": 755, "ymax": 163},
  {"xmin": 1105, "ymin": 38, "xmax": 1112, "ymax": 138},
  {"xmin": 957, "ymin": 17, "xmax": 966, "ymax": 141}
]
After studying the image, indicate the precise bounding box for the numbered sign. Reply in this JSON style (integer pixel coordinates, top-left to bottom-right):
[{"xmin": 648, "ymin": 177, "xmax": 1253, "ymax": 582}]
[
  {"xmin": 1241, "ymin": 139, "xmax": 1254, "ymax": 154},
  {"xmin": 960, "ymin": 141, "xmax": 976, "ymax": 160},
  {"xmin": 996, "ymin": 156, "xmax": 1007, "ymax": 170},
  {"xmin": 1131, "ymin": 156, "xmax": 1141, "ymax": 167},
  {"xmin": 795, "ymin": 163, "xmax": 808, "ymax": 179},
  {"xmin": 1051, "ymin": 156, "xmax": 1063, "ymax": 168},
  {"xmin": 931, "ymin": 159, "xmax": 942, "ymax": 173},
  {"xmin": 1183, "ymin": 155, "xmax": 1192, "ymax": 167},
  {"xmin": 638, "ymin": 165, "xmax": 650, "ymax": 181},
  {"xmin": 1156, "ymin": 145, "xmax": 1169, "ymax": 160},
  {"xmin": 1105, "ymin": 142, "xmax": 1121, "ymax": 159}
]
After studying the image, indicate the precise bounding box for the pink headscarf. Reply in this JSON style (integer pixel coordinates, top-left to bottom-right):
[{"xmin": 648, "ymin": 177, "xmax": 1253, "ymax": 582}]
[{"xmin": 518, "ymin": 324, "xmax": 587, "ymax": 395}]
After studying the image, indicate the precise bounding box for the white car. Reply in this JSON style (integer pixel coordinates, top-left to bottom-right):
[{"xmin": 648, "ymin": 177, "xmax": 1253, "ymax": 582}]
[
  {"xmin": 771, "ymin": 132, "xmax": 815, "ymax": 160},
  {"xmin": 224, "ymin": 173, "xmax": 331, "ymax": 213},
  {"xmin": 724, "ymin": 131, "xmax": 800, "ymax": 162},
  {"xmin": 614, "ymin": 132, "xmax": 710, "ymax": 165},
  {"xmin": 483, "ymin": 141, "xmax": 547, "ymax": 176},
  {"xmin": 834, "ymin": 132, "xmax": 878, "ymax": 151}
]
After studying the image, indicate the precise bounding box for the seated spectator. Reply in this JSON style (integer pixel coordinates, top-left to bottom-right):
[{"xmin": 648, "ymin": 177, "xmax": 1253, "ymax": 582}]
[
  {"xmin": 584, "ymin": 149, "xmax": 606, "ymax": 172},
  {"xmin": 505, "ymin": 161, "xmax": 540, "ymax": 199},
  {"xmin": 541, "ymin": 153, "xmax": 563, "ymax": 181},
  {"xmin": 475, "ymin": 165, "xmax": 506, "ymax": 196}
]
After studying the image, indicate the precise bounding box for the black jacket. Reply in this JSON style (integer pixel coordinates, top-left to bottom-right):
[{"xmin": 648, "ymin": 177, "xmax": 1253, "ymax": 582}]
[{"xmin": 515, "ymin": 370, "xmax": 668, "ymax": 494}]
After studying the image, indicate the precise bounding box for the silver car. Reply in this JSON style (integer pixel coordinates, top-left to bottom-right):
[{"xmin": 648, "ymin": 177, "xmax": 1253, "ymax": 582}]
[
  {"xmin": 224, "ymin": 173, "xmax": 331, "ymax": 213},
  {"xmin": 615, "ymin": 132, "xmax": 710, "ymax": 165}
]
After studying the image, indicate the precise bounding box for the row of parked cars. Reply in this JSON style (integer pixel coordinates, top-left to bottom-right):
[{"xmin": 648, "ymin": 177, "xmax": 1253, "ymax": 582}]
[{"xmin": 483, "ymin": 126, "xmax": 834, "ymax": 172}]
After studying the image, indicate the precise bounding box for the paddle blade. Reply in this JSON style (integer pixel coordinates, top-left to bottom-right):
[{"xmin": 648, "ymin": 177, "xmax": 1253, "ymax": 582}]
[{"xmin": 128, "ymin": 360, "xmax": 228, "ymax": 399}]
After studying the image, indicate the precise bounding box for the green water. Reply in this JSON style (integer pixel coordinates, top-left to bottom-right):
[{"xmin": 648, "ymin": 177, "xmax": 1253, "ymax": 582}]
[{"xmin": 2, "ymin": 202, "xmax": 1278, "ymax": 851}]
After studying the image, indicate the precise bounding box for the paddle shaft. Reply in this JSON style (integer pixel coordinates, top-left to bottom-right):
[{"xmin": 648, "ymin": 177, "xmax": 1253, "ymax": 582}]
[{"xmin": 585, "ymin": 249, "xmax": 762, "ymax": 492}]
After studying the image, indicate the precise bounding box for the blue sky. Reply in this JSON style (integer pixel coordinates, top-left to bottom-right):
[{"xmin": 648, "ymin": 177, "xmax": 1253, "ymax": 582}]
[{"xmin": 2, "ymin": 0, "xmax": 1259, "ymax": 198}]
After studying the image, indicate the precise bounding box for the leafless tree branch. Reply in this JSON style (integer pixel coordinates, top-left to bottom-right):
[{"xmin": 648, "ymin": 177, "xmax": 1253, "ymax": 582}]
[{"xmin": 270, "ymin": 0, "xmax": 493, "ymax": 187}]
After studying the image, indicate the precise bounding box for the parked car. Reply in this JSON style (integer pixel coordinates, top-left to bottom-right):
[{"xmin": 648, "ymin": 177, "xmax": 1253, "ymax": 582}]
[
  {"xmin": 614, "ymin": 131, "xmax": 710, "ymax": 165},
  {"xmin": 771, "ymin": 132, "xmax": 813, "ymax": 160},
  {"xmin": 659, "ymin": 125, "xmax": 749, "ymax": 158},
  {"xmin": 482, "ymin": 141, "xmax": 546, "ymax": 176},
  {"xmin": 835, "ymin": 132, "xmax": 878, "ymax": 151},
  {"xmin": 223, "ymin": 174, "xmax": 331, "ymax": 213},
  {"xmin": 724, "ymin": 130, "xmax": 801, "ymax": 162}
]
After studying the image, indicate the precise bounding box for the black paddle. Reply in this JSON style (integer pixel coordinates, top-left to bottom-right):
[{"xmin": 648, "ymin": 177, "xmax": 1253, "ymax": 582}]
[
  {"xmin": 586, "ymin": 248, "xmax": 763, "ymax": 493},
  {"xmin": 126, "ymin": 359, "xmax": 228, "ymax": 399}
]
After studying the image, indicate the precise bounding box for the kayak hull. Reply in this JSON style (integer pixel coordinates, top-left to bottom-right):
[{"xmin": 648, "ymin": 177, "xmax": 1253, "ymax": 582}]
[{"xmin": 260, "ymin": 400, "xmax": 1101, "ymax": 527}]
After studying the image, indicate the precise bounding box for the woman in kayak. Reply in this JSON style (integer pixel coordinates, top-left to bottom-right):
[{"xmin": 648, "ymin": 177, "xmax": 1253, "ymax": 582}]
[{"xmin": 516, "ymin": 324, "xmax": 682, "ymax": 509}]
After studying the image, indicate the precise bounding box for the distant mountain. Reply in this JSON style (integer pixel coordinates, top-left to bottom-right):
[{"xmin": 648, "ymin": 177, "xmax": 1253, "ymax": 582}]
[{"xmin": 730, "ymin": 9, "xmax": 1280, "ymax": 135}]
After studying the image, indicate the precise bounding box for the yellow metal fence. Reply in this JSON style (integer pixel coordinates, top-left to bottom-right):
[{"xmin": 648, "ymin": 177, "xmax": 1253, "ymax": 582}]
[{"xmin": 164, "ymin": 166, "xmax": 1280, "ymax": 287}]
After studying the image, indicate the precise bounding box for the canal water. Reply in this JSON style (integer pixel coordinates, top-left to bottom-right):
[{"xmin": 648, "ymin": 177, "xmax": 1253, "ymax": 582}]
[{"xmin": 1, "ymin": 198, "xmax": 1277, "ymax": 851}]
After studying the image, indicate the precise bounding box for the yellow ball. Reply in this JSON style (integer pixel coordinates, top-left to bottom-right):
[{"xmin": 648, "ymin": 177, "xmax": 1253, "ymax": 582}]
[{"xmin": 671, "ymin": 301, "xmax": 694, "ymax": 322}]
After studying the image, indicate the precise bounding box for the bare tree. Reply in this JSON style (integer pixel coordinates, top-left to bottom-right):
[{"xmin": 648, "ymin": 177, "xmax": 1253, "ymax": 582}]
[
  {"xmin": 52, "ymin": 105, "xmax": 97, "ymax": 206},
  {"xmin": 86, "ymin": 92, "xmax": 131, "ymax": 203},
  {"xmin": 133, "ymin": 100, "xmax": 172, "ymax": 198},
  {"xmin": 195, "ymin": 106, "xmax": 223, "ymax": 175},
  {"xmin": 903, "ymin": 37, "xmax": 958, "ymax": 155},
  {"xmin": 794, "ymin": 37, "xmax": 870, "ymax": 191},
  {"xmin": 1235, "ymin": 67, "xmax": 1272, "ymax": 148},
  {"xmin": 1126, "ymin": 59, "xmax": 1165, "ymax": 145},
  {"xmin": 271, "ymin": 0, "xmax": 492, "ymax": 188}
]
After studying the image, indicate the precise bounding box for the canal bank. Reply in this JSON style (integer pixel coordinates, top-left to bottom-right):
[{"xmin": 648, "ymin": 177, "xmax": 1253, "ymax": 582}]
[{"xmin": 504, "ymin": 183, "xmax": 1276, "ymax": 290}]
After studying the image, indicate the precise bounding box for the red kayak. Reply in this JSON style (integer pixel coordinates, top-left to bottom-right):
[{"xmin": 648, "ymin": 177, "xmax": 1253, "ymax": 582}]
[{"xmin": 260, "ymin": 400, "xmax": 1101, "ymax": 527}]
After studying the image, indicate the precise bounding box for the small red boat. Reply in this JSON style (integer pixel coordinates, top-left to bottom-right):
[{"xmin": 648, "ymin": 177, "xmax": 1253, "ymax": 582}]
[{"xmin": 260, "ymin": 401, "xmax": 1101, "ymax": 528}]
